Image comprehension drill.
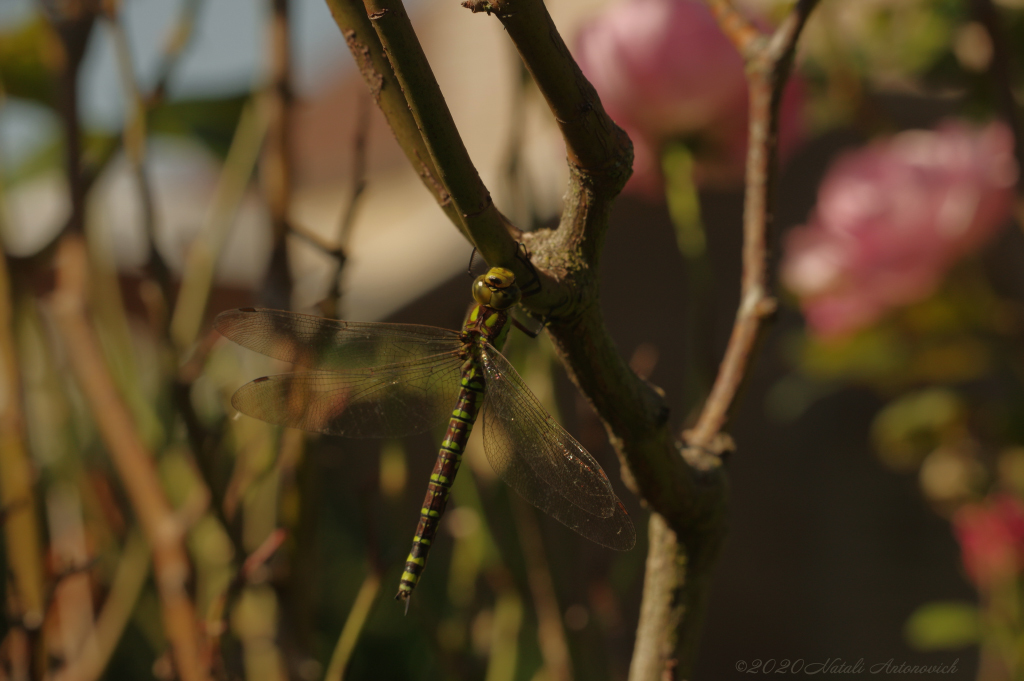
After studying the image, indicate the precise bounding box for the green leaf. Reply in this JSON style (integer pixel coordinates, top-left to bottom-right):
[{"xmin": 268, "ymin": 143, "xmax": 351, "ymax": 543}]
[
  {"xmin": 0, "ymin": 17, "xmax": 58, "ymax": 107},
  {"xmin": 148, "ymin": 94, "xmax": 249, "ymax": 159},
  {"xmin": 661, "ymin": 143, "xmax": 704, "ymax": 259},
  {"xmin": 904, "ymin": 601, "xmax": 979, "ymax": 651}
]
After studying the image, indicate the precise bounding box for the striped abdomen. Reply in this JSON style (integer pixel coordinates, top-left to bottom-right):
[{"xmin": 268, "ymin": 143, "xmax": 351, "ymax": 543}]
[{"xmin": 395, "ymin": 359, "xmax": 485, "ymax": 602}]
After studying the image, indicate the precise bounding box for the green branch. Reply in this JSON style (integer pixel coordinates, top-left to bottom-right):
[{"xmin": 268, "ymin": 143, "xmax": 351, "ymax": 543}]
[
  {"xmin": 361, "ymin": 0, "xmax": 521, "ymax": 266},
  {"xmin": 324, "ymin": 0, "xmax": 464, "ymax": 234}
]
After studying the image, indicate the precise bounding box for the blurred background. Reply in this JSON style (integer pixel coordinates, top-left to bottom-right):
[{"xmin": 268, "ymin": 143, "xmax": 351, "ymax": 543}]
[{"xmin": 2, "ymin": 0, "xmax": 1024, "ymax": 679}]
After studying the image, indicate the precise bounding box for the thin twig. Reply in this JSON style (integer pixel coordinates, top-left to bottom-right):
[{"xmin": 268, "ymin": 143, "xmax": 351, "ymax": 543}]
[
  {"xmin": 630, "ymin": 3, "xmax": 820, "ymax": 679},
  {"xmin": 336, "ymin": 91, "xmax": 372, "ymax": 251},
  {"xmin": 361, "ymin": 0, "xmax": 522, "ymax": 268},
  {"xmin": 260, "ymin": 0, "xmax": 296, "ymax": 309},
  {"xmin": 206, "ymin": 529, "xmax": 287, "ymax": 659},
  {"xmin": 704, "ymin": 0, "xmax": 762, "ymax": 57},
  {"xmin": 52, "ymin": 529, "xmax": 151, "ymax": 681},
  {"xmin": 509, "ymin": 495, "xmax": 573, "ymax": 681},
  {"xmin": 0, "ymin": 244, "xmax": 47, "ymax": 634},
  {"xmin": 147, "ymin": 0, "xmax": 206, "ymax": 106},
  {"xmin": 319, "ymin": 90, "xmax": 371, "ymax": 317},
  {"xmin": 323, "ymin": 570, "xmax": 381, "ymax": 681},
  {"xmin": 45, "ymin": 482, "xmax": 99, "ymax": 668},
  {"xmin": 463, "ymin": 0, "xmax": 631, "ymax": 180},
  {"xmin": 686, "ymin": 0, "xmax": 819, "ymax": 450},
  {"xmin": 48, "ymin": 234, "xmax": 211, "ymax": 681},
  {"xmin": 322, "ymin": 0, "xmax": 464, "ymax": 232},
  {"xmin": 102, "ymin": 3, "xmax": 174, "ymax": 311},
  {"xmin": 169, "ymin": 98, "xmax": 268, "ymax": 353},
  {"xmin": 45, "ymin": 6, "xmax": 95, "ymax": 238},
  {"xmin": 5, "ymin": 0, "xmax": 200, "ymax": 276}
]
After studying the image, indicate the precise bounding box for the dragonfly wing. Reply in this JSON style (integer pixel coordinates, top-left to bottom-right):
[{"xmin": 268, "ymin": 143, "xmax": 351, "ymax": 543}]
[
  {"xmin": 231, "ymin": 350, "xmax": 465, "ymax": 438},
  {"xmin": 215, "ymin": 308, "xmax": 464, "ymax": 371},
  {"xmin": 480, "ymin": 345, "xmax": 635, "ymax": 550}
]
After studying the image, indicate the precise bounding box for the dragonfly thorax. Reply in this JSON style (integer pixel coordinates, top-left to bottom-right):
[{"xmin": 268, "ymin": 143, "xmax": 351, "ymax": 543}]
[{"xmin": 472, "ymin": 267, "xmax": 521, "ymax": 310}]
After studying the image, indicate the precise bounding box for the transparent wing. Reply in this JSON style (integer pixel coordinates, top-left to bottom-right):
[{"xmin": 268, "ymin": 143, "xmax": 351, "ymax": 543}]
[
  {"xmin": 480, "ymin": 345, "xmax": 635, "ymax": 550},
  {"xmin": 230, "ymin": 350, "xmax": 465, "ymax": 438},
  {"xmin": 215, "ymin": 308, "xmax": 464, "ymax": 371}
]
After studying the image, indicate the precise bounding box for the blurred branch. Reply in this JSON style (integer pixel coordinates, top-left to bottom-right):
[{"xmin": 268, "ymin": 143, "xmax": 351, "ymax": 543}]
[
  {"xmin": 510, "ymin": 496, "xmax": 573, "ymax": 681},
  {"xmin": 6, "ymin": 0, "xmax": 201, "ymax": 284},
  {"xmin": 46, "ymin": 5, "xmax": 96, "ymax": 238},
  {"xmin": 47, "ymin": 234, "xmax": 211, "ymax": 681},
  {"xmin": 102, "ymin": 3, "xmax": 174, "ymax": 311},
  {"xmin": 147, "ymin": 0, "xmax": 206, "ymax": 106},
  {"xmin": 170, "ymin": 98, "xmax": 268, "ymax": 353},
  {"xmin": 336, "ymin": 92, "xmax": 371, "ymax": 251},
  {"xmin": 687, "ymin": 0, "xmax": 818, "ymax": 448},
  {"xmin": 322, "ymin": 0, "xmax": 464, "ymax": 233},
  {"xmin": 53, "ymin": 529, "xmax": 150, "ymax": 681},
  {"xmin": 485, "ymin": 591, "xmax": 523, "ymax": 681},
  {"xmin": 361, "ymin": 0, "xmax": 522, "ymax": 266},
  {"xmin": 323, "ymin": 569, "xmax": 381, "ymax": 681},
  {"xmin": 45, "ymin": 483, "xmax": 98, "ymax": 673},
  {"xmin": 261, "ymin": 0, "xmax": 296, "ymax": 309},
  {"xmin": 704, "ymin": 0, "xmax": 762, "ymax": 57},
  {"xmin": 970, "ymin": 0, "xmax": 1024, "ymax": 193},
  {"xmin": 0, "ymin": 245, "xmax": 47, "ymax": 636},
  {"xmin": 318, "ymin": 91, "xmax": 372, "ymax": 317},
  {"xmin": 207, "ymin": 529, "xmax": 287, "ymax": 661}
]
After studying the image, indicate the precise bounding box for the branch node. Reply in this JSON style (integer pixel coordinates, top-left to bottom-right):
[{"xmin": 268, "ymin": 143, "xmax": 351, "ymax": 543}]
[
  {"xmin": 461, "ymin": 0, "xmax": 496, "ymax": 15},
  {"xmin": 679, "ymin": 432, "xmax": 734, "ymax": 471},
  {"xmin": 461, "ymin": 193, "xmax": 495, "ymax": 220},
  {"xmin": 755, "ymin": 296, "xmax": 778, "ymax": 318}
]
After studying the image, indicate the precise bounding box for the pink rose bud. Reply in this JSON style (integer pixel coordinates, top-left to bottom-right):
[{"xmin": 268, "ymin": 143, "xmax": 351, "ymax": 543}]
[
  {"xmin": 575, "ymin": 0, "xmax": 805, "ymax": 195},
  {"xmin": 954, "ymin": 494, "xmax": 1024, "ymax": 590},
  {"xmin": 781, "ymin": 121, "xmax": 1017, "ymax": 339}
]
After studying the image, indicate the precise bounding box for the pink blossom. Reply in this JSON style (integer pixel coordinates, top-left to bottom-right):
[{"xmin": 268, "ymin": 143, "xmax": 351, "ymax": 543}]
[
  {"xmin": 575, "ymin": 0, "xmax": 804, "ymax": 195},
  {"xmin": 781, "ymin": 121, "xmax": 1016, "ymax": 339},
  {"xmin": 954, "ymin": 494, "xmax": 1024, "ymax": 590}
]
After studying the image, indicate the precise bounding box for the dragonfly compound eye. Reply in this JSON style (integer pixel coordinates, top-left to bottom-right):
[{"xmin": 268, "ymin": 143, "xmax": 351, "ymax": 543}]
[
  {"xmin": 484, "ymin": 267, "xmax": 515, "ymax": 289},
  {"xmin": 472, "ymin": 277, "xmax": 493, "ymax": 306},
  {"xmin": 487, "ymin": 284, "xmax": 521, "ymax": 310}
]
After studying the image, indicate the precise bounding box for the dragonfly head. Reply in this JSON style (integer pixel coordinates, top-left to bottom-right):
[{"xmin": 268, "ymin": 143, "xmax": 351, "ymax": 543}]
[{"xmin": 472, "ymin": 267, "xmax": 521, "ymax": 310}]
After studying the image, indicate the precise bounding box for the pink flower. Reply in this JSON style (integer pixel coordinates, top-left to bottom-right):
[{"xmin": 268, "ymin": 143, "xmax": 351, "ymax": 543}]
[
  {"xmin": 954, "ymin": 494, "xmax": 1024, "ymax": 590},
  {"xmin": 575, "ymin": 0, "xmax": 804, "ymax": 195},
  {"xmin": 781, "ymin": 121, "xmax": 1016, "ymax": 339}
]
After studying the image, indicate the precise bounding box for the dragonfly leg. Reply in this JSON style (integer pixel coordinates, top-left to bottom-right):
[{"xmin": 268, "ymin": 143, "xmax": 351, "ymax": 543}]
[
  {"xmin": 511, "ymin": 316, "xmax": 547, "ymax": 339},
  {"xmin": 515, "ymin": 242, "xmax": 542, "ymax": 298}
]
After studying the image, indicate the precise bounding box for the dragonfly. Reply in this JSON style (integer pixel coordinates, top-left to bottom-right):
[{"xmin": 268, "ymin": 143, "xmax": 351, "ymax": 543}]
[{"xmin": 215, "ymin": 266, "xmax": 635, "ymax": 604}]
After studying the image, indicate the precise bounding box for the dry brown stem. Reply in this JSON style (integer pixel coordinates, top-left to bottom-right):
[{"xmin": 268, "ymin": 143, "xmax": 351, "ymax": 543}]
[
  {"xmin": 48, "ymin": 235, "xmax": 211, "ymax": 681},
  {"xmin": 52, "ymin": 529, "xmax": 150, "ymax": 681},
  {"xmin": 261, "ymin": 0, "xmax": 296, "ymax": 308},
  {"xmin": 0, "ymin": 245, "xmax": 47, "ymax": 637}
]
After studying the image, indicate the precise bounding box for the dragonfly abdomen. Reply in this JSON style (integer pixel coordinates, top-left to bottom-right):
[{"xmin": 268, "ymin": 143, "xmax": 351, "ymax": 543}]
[{"xmin": 396, "ymin": 361, "xmax": 485, "ymax": 602}]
